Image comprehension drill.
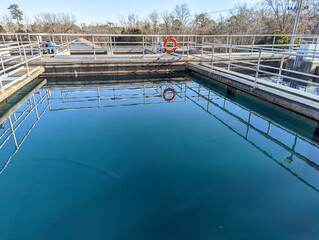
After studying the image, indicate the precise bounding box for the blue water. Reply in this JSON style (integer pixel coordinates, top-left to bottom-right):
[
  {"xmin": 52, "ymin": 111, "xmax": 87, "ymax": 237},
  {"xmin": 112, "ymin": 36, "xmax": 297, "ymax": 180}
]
[{"xmin": 0, "ymin": 73, "xmax": 319, "ymax": 240}]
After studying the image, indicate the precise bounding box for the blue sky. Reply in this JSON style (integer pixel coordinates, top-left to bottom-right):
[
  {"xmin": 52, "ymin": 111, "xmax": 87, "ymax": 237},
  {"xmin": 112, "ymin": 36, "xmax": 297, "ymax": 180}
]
[{"xmin": 1, "ymin": 0, "xmax": 258, "ymax": 23}]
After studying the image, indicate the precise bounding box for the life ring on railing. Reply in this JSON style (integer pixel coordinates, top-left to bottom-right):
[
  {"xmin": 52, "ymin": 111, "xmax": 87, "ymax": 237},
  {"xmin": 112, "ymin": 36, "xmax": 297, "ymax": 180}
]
[
  {"xmin": 163, "ymin": 37, "xmax": 178, "ymax": 53},
  {"xmin": 163, "ymin": 88, "xmax": 176, "ymax": 102}
]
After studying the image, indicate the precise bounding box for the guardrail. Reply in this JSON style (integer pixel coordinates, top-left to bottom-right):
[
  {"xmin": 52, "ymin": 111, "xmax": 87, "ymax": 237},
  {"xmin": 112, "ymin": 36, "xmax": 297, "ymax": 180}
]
[
  {"xmin": 1, "ymin": 33, "xmax": 319, "ymax": 98},
  {"xmin": 0, "ymin": 42, "xmax": 42, "ymax": 92},
  {"xmin": 189, "ymin": 42, "xmax": 319, "ymax": 98},
  {"xmin": 1, "ymin": 33, "xmax": 318, "ymax": 58}
]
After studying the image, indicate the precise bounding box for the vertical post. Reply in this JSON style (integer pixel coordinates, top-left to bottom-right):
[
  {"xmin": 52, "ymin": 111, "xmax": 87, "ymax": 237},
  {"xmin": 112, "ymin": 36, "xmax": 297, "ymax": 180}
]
[
  {"xmin": 182, "ymin": 36, "xmax": 185, "ymax": 56},
  {"xmin": 0, "ymin": 79, "xmax": 4, "ymax": 92},
  {"xmin": 312, "ymin": 39, "xmax": 318, "ymax": 62},
  {"xmin": 16, "ymin": 34, "xmax": 23, "ymax": 61},
  {"xmin": 187, "ymin": 36, "xmax": 190, "ymax": 57},
  {"xmin": 251, "ymin": 35, "xmax": 255, "ymax": 55},
  {"xmin": 28, "ymin": 34, "xmax": 33, "ymax": 56},
  {"xmin": 277, "ymin": 51, "xmax": 285, "ymax": 84},
  {"xmin": 51, "ymin": 35, "xmax": 55, "ymax": 56},
  {"xmin": 19, "ymin": 34, "xmax": 23, "ymax": 45},
  {"xmin": 0, "ymin": 54, "xmax": 5, "ymax": 73},
  {"xmin": 67, "ymin": 36, "xmax": 71, "ymax": 51},
  {"xmin": 254, "ymin": 50, "xmax": 262, "ymax": 87},
  {"xmin": 0, "ymin": 53, "xmax": 4, "ymax": 92},
  {"xmin": 290, "ymin": 0, "xmax": 305, "ymax": 49},
  {"xmin": 92, "ymin": 35, "xmax": 96, "ymax": 60},
  {"xmin": 226, "ymin": 35, "xmax": 229, "ymax": 54},
  {"xmin": 272, "ymin": 36, "xmax": 276, "ymax": 50},
  {"xmin": 211, "ymin": 45, "xmax": 215, "ymax": 69},
  {"xmin": 201, "ymin": 36, "xmax": 204, "ymax": 57},
  {"xmin": 22, "ymin": 44, "xmax": 30, "ymax": 76},
  {"xmin": 142, "ymin": 35, "xmax": 145, "ymax": 58},
  {"xmin": 60, "ymin": 35, "xmax": 64, "ymax": 52},
  {"xmin": 37, "ymin": 34, "xmax": 42, "ymax": 59},
  {"xmin": 227, "ymin": 44, "xmax": 232, "ymax": 70}
]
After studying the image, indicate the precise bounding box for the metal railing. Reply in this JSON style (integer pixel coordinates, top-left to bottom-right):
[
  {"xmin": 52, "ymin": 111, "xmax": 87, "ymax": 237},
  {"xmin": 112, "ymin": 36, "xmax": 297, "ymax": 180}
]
[
  {"xmin": 1, "ymin": 33, "xmax": 318, "ymax": 57},
  {"xmin": 0, "ymin": 41, "xmax": 42, "ymax": 92},
  {"xmin": 1, "ymin": 33, "xmax": 319, "ymax": 99},
  {"xmin": 189, "ymin": 42, "xmax": 319, "ymax": 98}
]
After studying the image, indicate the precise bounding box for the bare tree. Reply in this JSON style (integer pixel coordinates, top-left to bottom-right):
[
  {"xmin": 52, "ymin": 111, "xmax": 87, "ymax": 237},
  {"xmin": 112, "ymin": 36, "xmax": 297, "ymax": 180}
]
[
  {"xmin": 263, "ymin": 0, "xmax": 294, "ymax": 32},
  {"xmin": 193, "ymin": 13, "xmax": 216, "ymax": 34},
  {"xmin": 149, "ymin": 10, "xmax": 160, "ymax": 34},
  {"xmin": 33, "ymin": 12, "xmax": 77, "ymax": 33},
  {"xmin": 0, "ymin": 14, "xmax": 18, "ymax": 32},
  {"xmin": 161, "ymin": 11, "xmax": 174, "ymax": 34},
  {"xmin": 127, "ymin": 14, "xmax": 140, "ymax": 29},
  {"xmin": 174, "ymin": 3, "xmax": 191, "ymax": 32}
]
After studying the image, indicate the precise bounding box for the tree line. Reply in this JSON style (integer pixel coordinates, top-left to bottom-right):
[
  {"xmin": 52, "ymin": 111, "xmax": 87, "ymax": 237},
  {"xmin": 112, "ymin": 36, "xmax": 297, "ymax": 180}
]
[{"xmin": 1, "ymin": 1, "xmax": 319, "ymax": 35}]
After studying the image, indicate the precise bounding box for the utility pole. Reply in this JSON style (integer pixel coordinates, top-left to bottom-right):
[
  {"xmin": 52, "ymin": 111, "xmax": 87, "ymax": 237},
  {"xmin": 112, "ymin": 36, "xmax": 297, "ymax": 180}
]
[{"xmin": 290, "ymin": 0, "xmax": 304, "ymax": 48}]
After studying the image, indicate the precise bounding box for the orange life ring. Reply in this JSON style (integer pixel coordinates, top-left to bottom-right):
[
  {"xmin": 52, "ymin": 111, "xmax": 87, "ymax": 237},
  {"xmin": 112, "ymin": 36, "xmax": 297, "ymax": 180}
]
[
  {"xmin": 163, "ymin": 88, "xmax": 176, "ymax": 102},
  {"xmin": 163, "ymin": 37, "xmax": 178, "ymax": 53}
]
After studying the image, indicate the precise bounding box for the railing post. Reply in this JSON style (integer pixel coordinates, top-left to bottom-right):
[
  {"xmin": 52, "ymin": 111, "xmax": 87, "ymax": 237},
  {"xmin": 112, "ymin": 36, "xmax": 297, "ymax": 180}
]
[
  {"xmin": 226, "ymin": 35, "xmax": 229, "ymax": 53},
  {"xmin": 182, "ymin": 36, "xmax": 185, "ymax": 56},
  {"xmin": 211, "ymin": 45, "xmax": 215, "ymax": 69},
  {"xmin": 67, "ymin": 36, "xmax": 71, "ymax": 51},
  {"xmin": 22, "ymin": 44, "xmax": 30, "ymax": 77},
  {"xmin": 272, "ymin": 36, "xmax": 276, "ymax": 51},
  {"xmin": 110, "ymin": 35, "xmax": 113, "ymax": 54},
  {"xmin": 0, "ymin": 79, "xmax": 4, "ymax": 92},
  {"xmin": 16, "ymin": 34, "xmax": 23, "ymax": 61},
  {"xmin": 92, "ymin": 35, "xmax": 96, "ymax": 60},
  {"xmin": 187, "ymin": 36, "xmax": 190, "ymax": 57},
  {"xmin": 37, "ymin": 34, "xmax": 42, "ymax": 59},
  {"xmin": 277, "ymin": 51, "xmax": 285, "ymax": 84},
  {"xmin": 227, "ymin": 44, "xmax": 232, "ymax": 70},
  {"xmin": 28, "ymin": 34, "xmax": 33, "ymax": 56},
  {"xmin": 0, "ymin": 53, "xmax": 4, "ymax": 92},
  {"xmin": 60, "ymin": 35, "xmax": 64, "ymax": 52},
  {"xmin": 251, "ymin": 35, "xmax": 255, "ymax": 55},
  {"xmin": 201, "ymin": 36, "xmax": 204, "ymax": 57},
  {"xmin": 0, "ymin": 54, "xmax": 4, "ymax": 73},
  {"xmin": 142, "ymin": 35, "xmax": 145, "ymax": 58},
  {"xmin": 254, "ymin": 50, "xmax": 262, "ymax": 87}
]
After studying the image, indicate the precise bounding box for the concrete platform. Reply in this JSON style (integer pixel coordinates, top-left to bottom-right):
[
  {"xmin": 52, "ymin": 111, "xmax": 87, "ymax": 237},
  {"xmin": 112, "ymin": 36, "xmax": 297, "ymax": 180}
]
[{"xmin": 0, "ymin": 66, "xmax": 45, "ymax": 103}]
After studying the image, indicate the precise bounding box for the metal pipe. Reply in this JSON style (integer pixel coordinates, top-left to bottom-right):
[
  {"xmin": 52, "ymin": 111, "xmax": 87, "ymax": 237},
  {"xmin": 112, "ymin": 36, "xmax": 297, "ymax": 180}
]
[{"xmin": 290, "ymin": 0, "xmax": 305, "ymax": 48}]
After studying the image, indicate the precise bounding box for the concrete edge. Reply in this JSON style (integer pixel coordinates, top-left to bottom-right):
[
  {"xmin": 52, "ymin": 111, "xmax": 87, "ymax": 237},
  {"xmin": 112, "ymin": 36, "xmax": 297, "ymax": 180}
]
[{"xmin": 0, "ymin": 67, "xmax": 45, "ymax": 103}]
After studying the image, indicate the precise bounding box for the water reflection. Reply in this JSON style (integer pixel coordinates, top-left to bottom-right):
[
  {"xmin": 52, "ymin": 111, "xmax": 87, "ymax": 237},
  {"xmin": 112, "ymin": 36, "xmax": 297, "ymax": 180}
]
[
  {"xmin": 0, "ymin": 79, "xmax": 49, "ymax": 174},
  {"xmin": 0, "ymin": 74, "xmax": 319, "ymax": 195}
]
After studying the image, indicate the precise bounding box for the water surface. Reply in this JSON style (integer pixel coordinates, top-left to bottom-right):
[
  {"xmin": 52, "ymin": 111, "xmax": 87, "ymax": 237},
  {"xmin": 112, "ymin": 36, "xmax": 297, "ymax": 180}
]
[{"xmin": 0, "ymin": 73, "xmax": 319, "ymax": 240}]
